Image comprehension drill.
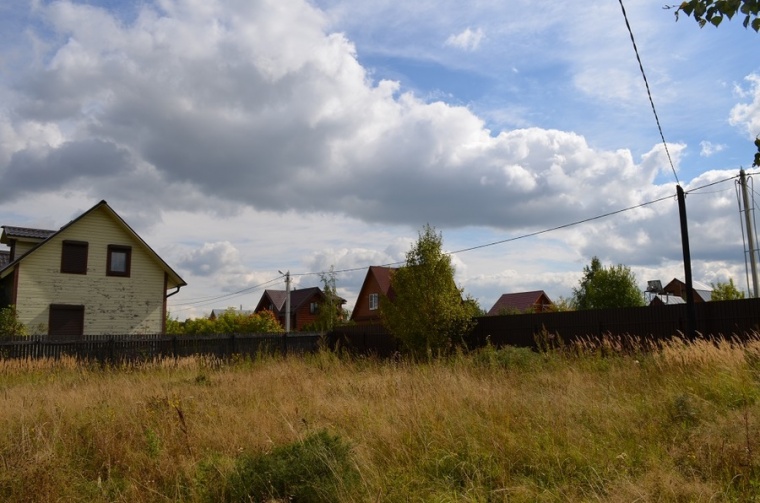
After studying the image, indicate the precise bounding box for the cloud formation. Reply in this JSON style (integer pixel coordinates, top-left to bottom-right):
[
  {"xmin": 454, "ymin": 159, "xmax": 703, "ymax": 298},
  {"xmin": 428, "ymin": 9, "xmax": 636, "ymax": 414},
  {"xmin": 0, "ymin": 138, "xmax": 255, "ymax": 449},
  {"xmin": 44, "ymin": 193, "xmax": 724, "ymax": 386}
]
[{"xmin": 444, "ymin": 27, "xmax": 484, "ymax": 51}]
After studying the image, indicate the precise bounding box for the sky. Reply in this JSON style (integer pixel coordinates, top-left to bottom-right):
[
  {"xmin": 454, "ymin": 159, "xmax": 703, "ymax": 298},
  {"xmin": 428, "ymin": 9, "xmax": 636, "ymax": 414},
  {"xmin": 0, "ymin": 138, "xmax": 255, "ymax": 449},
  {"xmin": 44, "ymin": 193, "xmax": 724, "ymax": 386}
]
[{"xmin": 0, "ymin": 0, "xmax": 759, "ymax": 320}]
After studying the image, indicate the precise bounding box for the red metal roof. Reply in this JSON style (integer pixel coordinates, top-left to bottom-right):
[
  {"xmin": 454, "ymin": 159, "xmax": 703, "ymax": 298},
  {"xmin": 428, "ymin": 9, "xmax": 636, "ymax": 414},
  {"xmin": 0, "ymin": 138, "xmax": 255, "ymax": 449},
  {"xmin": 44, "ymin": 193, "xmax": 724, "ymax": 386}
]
[{"xmin": 487, "ymin": 290, "xmax": 552, "ymax": 315}]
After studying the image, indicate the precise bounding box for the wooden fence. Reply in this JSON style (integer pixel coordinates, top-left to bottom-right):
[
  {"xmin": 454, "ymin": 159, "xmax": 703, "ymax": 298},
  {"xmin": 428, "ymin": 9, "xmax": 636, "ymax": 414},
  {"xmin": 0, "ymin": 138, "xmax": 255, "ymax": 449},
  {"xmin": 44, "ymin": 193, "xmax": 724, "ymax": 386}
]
[
  {"xmin": 0, "ymin": 332, "xmax": 323, "ymax": 362},
  {"xmin": 2, "ymin": 298, "xmax": 759, "ymax": 362},
  {"xmin": 468, "ymin": 297, "xmax": 760, "ymax": 349}
]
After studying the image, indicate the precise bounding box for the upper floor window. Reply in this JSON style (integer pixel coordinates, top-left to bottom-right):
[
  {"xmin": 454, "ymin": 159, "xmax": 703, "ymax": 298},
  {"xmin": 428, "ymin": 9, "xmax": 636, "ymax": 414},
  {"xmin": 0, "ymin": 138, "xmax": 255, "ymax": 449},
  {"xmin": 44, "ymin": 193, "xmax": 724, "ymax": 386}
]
[
  {"xmin": 310, "ymin": 302, "xmax": 319, "ymax": 314},
  {"xmin": 61, "ymin": 241, "xmax": 88, "ymax": 274},
  {"xmin": 369, "ymin": 293, "xmax": 379, "ymax": 311},
  {"xmin": 107, "ymin": 245, "xmax": 131, "ymax": 277}
]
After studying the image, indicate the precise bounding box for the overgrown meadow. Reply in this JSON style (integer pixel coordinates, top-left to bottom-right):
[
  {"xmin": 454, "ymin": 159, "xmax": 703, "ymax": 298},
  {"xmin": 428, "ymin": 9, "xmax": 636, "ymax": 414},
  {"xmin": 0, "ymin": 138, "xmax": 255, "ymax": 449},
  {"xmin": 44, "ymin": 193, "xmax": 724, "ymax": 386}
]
[{"xmin": 2, "ymin": 335, "xmax": 760, "ymax": 502}]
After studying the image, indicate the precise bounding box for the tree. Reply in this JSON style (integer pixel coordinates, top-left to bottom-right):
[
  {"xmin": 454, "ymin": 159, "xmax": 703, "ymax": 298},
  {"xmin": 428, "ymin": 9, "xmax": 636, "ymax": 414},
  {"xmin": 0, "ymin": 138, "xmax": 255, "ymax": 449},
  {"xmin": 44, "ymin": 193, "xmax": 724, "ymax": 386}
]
[
  {"xmin": 380, "ymin": 224, "xmax": 480, "ymax": 357},
  {"xmin": 0, "ymin": 306, "xmax": 26, "ymax": 339},
  {"xmin": 302, "ymin": 266, "xmax": 350, "ymax": 333},
  {"xmin": 710, "ymin": 278, "xmax": 746, "ymax": 300},
  {"xmin": 671, "ymin": 0, "xmax": 760, "ymax": 32},
  {"xmin": 571, "ymin": 257, "xmax": 645, "ymax": 310}
]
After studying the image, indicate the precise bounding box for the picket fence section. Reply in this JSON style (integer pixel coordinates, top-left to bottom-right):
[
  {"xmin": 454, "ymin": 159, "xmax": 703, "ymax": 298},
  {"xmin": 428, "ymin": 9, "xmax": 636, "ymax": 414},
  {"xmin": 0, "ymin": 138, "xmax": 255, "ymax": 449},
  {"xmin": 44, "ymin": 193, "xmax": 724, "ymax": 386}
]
[{"xmin": 0, "ymin": 332, "xmax": 324, "ymax": 362}]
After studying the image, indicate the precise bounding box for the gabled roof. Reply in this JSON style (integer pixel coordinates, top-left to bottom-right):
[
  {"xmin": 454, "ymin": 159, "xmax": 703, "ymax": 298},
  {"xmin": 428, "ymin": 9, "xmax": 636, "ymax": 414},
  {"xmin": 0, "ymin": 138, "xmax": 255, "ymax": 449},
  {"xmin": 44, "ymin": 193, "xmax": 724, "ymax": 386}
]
[
  {"xmin": 0, "ymin": 200, "xmax": 186, "ymax": 288},
  {"xmin": 487, "ymin": 290, "xmax": 552, "ymax": 315},
  {"xmin": 663, "ymin": 278, "xmax": 713, "ymax": 302},
  {"xmin": 257, "ymin": 287, "xmax": 346, "ymax": 314},
  {"xmin": 368, "ymin": 265, "xmax": 396, "ymax": 296},
  {"xmin": 1, "ymin": 226, "xmax": 57, "ymax": 243},
  {"xmin": 649, "ymin": 294, "xmax": 686, "ymax": 305}
]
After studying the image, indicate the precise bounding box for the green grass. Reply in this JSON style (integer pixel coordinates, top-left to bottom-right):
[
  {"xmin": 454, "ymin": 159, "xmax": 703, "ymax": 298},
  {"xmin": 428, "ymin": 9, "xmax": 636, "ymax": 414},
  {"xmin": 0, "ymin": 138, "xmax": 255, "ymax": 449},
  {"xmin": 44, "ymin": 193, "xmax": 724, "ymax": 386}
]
[{"xmin": 1, "ymin": 336, "xmax": 760, "ymax": 501}]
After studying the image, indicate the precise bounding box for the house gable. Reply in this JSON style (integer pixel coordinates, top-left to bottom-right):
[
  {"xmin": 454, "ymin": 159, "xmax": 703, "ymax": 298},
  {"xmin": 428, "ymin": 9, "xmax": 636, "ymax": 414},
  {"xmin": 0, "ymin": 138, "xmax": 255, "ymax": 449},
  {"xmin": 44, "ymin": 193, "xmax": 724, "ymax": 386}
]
[
  {"xmin": 350, "ymin": 266, "xmax": 397, "ymax": 324},
  {"xmin": 487, "ymin": 290, "xmax": 553, "ymax": 315},
  {"xmin": 0, "ymin": 201, "xmax": 186, "ymax": 335}
]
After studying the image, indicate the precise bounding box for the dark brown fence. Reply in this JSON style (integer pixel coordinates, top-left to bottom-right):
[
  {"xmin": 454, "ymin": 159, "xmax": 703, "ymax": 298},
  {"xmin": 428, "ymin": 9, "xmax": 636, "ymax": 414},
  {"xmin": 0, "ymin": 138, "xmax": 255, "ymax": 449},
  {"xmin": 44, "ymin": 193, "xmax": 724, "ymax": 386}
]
[
  {"xmin": 0, "ymin": 332, "xmax": 323, "ymax": 362},
  {"xmin": 2, "ymin": 298, "xmax": 759, "ymax": 361},
  {"xmin": 469, "ymin": 297, "xmax": 760, "ymax": 349}
]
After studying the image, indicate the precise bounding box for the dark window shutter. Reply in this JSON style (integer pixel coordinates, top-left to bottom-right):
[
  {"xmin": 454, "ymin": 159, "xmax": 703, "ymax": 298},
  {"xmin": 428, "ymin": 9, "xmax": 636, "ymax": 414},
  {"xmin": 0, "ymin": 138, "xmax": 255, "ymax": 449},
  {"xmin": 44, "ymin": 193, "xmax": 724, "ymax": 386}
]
[
  {"xmin": 61, "ymin": 241, "xmax": 88, "ymax": 274},
  {"xmin": 48, "ymin": 304, "xmax": 85, "ymax": 340}
]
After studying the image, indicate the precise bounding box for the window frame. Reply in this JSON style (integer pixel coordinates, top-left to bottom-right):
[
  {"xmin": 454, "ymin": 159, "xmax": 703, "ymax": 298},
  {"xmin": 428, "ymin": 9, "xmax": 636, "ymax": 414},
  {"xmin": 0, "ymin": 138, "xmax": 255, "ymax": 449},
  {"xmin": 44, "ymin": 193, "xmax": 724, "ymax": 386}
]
[
  {"xmin": 309, "ymin": 301, "xmax": 319, "ymax": 314},
  {"xmin": 369, "ymin": 293, "xmax": 379, "ymax": 311},
  {"xmin": 60, "ymin": 240, "xmax": 88, "ymax": 275},
  {"xmin": 107, "ymin": 245, "xmax": 132, "ymax": 277}
]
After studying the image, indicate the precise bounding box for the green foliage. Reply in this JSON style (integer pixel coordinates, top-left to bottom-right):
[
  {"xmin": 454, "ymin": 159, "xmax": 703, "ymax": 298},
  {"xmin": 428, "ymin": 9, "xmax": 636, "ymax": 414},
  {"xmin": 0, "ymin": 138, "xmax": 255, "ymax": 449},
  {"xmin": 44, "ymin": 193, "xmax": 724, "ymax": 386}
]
[
  {"xmin": 572, "ymin": 256, "xmax": 645, "ymax": 310},
  {"xmin": 302, "ymin": 266, "xmax": 348, "ymax": 333},
  {"xmin": 380, "ymin": 224, "xmax": 479, "ymax": 357},
  {"xmin": 165, "ymin": 313, "xmax": 184, "ymax": 334},
  {"xmin": 0, "ymin": 306, "xmax": 26, "ymax": 339},
  {"xmin": 179, "ymin": 309, "xmax": 283, "ymax": 335},
  {"xmin": 711, "ymin": 278, "xmax": 746, "ymax": 300},
  {"xmin": 222, "ymin": 430, "xmax": 358, "ymax": 503},
  {"xmin": 549, "ymin": 295, "xmax": 575, "ymax": 312},
  {"xmin": 673, "ymin": 0, "xmax": 760, "ymax": 31}
]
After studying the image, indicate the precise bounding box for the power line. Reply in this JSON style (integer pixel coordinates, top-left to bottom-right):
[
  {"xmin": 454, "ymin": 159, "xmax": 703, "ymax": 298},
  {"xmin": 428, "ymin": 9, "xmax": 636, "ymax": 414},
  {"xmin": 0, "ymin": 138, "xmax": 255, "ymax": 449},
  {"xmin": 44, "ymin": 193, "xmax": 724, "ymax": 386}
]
[
  {"xmin": 618, "ymin": 0, "xmax": 680, "ymax": 185},
  {"xmin": 169, "ymin": 174, "xmax": 743, "ymax": 310}
]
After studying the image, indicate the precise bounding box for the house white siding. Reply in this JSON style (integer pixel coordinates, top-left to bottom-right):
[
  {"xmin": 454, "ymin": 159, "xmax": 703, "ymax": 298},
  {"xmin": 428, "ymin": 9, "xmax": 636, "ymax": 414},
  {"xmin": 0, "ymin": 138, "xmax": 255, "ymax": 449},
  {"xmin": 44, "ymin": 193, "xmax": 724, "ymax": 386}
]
[{"xmin": 14, "ymin": 207, "xmax": 167, "ymax": 335}]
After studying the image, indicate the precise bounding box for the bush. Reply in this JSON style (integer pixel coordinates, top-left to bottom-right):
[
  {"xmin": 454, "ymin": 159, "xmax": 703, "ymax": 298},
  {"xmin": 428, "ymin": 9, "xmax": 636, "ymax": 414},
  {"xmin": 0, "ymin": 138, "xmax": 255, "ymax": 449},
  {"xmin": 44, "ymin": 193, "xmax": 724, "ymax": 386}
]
[{"xmin": 221, "ymin": 430, "xmax": 358, "ymax": 502}]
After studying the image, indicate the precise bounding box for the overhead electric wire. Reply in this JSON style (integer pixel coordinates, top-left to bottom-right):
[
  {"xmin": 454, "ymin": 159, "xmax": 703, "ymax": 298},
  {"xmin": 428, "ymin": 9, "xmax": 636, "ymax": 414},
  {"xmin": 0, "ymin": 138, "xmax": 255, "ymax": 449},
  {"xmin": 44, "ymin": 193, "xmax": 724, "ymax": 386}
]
[
  {"xmin": 170, "ymin": 175, "xmax": 743, "ymax": 311},
  {"xmin": 618, "ymin": 0, "xmax": 680, "ymax": 185}
]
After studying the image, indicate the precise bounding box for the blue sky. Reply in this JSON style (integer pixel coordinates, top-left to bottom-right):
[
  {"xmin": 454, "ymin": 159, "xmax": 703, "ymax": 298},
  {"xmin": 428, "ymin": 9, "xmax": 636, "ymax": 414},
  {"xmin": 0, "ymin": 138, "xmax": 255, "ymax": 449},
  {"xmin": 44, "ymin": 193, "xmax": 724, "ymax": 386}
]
[{"xmin": 0, "ymin": 0, "xmax": 758, "ymax": 318}]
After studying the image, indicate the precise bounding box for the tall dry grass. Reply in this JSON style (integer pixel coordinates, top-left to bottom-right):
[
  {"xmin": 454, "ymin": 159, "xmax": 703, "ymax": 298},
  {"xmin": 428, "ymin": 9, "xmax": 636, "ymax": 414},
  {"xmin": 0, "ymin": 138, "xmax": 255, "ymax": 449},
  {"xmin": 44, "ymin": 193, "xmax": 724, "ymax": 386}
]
[{"xmin": 1, "ymin": 336, "xmax": 759, "ymax": 502}]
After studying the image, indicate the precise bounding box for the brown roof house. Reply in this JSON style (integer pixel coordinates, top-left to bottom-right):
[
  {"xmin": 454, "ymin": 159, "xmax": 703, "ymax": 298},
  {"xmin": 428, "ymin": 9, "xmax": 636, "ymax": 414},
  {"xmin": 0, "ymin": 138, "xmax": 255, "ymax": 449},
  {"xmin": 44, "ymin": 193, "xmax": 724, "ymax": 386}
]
[
  {"xmin": 349, "ymin": 266, "xmax": 397, "ymax": 325},
  {"xmin": 662, "ymin": 278, "xmax": 712, "ymax": 303},
  {"xmin": 254, "ymin": 286, "xmax": 345, "ymax": 331},
  {"xmin": 487, "ymin": 290, "xmax": 553, "ymax": 315},
  {"xmin": 0, "ymin": 200, "xmax": 186, "ymax": 338}
]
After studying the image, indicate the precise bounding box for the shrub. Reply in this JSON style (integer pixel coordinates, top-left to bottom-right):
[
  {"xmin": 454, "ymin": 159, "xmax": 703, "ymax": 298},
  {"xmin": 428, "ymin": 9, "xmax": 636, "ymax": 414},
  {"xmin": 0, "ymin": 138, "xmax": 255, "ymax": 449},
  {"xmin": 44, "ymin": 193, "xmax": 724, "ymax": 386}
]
[{"xmin": 221, "ymin": 430, "xmax": 358, "ymax": 502}]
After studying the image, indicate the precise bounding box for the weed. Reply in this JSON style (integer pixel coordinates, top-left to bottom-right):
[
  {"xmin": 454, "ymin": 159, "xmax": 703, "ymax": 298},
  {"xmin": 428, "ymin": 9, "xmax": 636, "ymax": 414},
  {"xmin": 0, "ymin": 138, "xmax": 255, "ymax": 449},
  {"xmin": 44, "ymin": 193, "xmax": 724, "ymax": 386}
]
[{"xmin": 220, "ymin": 430, "xmax": 358, "ymax": 503}]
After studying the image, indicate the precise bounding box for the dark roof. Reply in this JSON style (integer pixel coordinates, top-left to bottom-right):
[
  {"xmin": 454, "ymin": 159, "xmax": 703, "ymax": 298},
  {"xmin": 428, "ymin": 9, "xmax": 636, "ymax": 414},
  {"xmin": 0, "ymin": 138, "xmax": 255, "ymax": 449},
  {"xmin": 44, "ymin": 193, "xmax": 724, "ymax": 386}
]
[
  {"xmin": 487, "ymin": 290, "xmax": 552, "ymax": 315},
  {"xmin": 259, "ymin": 287, "xmax": 346, "ymax": 314},
  {"xmin": 0, "ymin": 250, "xmax": 9, "ymax": 269},
  {"xmin": 1, "ymin": 226, "xmax": 57, "ymax": 243},
  {"xmin": 369, "ymin": 266, "xmax": 396, "ymax": 295}
]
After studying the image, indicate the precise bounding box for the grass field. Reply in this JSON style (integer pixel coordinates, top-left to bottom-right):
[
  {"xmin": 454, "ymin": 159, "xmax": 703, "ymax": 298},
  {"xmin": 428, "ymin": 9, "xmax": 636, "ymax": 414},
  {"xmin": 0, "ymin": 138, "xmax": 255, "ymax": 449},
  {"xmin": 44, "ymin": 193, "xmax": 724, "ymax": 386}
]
[{"xmin": 2, "ymin": 336, "xmax": 760, "ymax": 502}]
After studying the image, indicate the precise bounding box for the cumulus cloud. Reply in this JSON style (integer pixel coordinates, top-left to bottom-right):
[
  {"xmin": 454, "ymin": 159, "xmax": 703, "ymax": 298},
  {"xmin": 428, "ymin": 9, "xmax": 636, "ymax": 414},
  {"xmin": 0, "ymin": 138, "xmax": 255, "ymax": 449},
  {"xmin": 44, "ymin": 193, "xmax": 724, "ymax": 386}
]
[
  {"xmin": 178, "ymin": 241, "xmax": 244, "ymax": 277},
  {"xmin": 0, "ymin": 0, "xmax": 754, "ymax": 314},
  {"xmin": 444, "ymin": 27, "xmax": 484, "ymax": 51},
  {"xmin": 0, "ymin": 0, "xmax": 680, "ymax": 235},
  {"xmin": 699, "ymin": 141, "xmax": 725, "ymax": 157},
  {"xmin": 730, "ymin": 74, "xmax": 760, "ymax": 138}
]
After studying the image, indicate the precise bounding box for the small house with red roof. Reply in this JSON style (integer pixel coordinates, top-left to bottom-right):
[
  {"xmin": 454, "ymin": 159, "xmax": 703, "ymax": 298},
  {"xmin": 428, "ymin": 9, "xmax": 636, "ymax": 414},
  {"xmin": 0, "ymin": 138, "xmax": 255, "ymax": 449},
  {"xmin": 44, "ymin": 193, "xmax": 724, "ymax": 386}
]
[
  {"xmin": 254, "ymin": 286, "xmax": 345, "ymax": 331},
  {"xmin": 487, "ymin": 290, "xmax": 553, "ymax": 315},
  {"xmin": 349, "ymin": 266, "xmax": 397, "ymax": 325}
]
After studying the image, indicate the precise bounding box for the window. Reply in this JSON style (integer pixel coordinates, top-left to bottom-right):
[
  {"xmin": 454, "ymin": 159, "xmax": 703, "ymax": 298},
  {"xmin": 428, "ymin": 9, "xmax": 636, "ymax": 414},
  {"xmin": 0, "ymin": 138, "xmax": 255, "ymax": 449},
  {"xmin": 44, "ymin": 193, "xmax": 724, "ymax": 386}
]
[
  {"xmin": 61, "ymin": 241, "xmax": 88, "ymax": 274},
  {"xmin": 48, "ymin": 304, "xmax": 84, "ymax": 340},
  {"xmin": 369, "ymin": 293, "xmax": 379, "ymax": 311},
  {"xmin": 310, "ymin": 302, "xmax": 319, "ymax": 314},
  {"xmin": 107, "ymin": 245, "xmax": 131, "ymax": 277}
]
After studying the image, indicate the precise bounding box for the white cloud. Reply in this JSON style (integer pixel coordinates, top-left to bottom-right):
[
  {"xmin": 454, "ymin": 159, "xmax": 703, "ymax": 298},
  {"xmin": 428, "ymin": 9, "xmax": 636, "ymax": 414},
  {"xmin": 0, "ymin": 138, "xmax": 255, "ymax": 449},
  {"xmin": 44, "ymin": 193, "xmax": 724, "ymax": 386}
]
[
  {"xmin": 730, "ymin": 74, "xmax": 760, "ymax": 138},
  {"xmin": 444, "ymin": 27, "xmax": 484, "ymax": 51},
  {"xmin": 0, "ymin": 0, "xmax": 756, "ymax": 318},
  {"xmin": 699, "ymin": 141, "xmax": 726, "ymax": 157}
]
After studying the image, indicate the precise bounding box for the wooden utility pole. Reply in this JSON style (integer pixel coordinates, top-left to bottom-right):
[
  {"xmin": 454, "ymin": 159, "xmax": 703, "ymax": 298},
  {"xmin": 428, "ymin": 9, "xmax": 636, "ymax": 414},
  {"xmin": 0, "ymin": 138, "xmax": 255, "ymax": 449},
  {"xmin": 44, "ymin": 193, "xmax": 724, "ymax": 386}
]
[
  {"xmin": 739, "ymin": 168, "xmax": 759, "ymax": 298},
  {"xmin": 677, "ymin": 185, "xmax": 697, "ymax": 338}
]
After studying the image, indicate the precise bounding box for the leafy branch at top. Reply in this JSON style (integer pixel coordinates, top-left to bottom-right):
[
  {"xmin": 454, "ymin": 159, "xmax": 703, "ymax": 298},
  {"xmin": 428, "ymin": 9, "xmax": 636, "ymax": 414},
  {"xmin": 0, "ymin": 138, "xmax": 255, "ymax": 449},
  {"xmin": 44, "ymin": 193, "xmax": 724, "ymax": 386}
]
[{"xmin": 669, "ymin": 0, "xmax": 760, "ymax": 32}]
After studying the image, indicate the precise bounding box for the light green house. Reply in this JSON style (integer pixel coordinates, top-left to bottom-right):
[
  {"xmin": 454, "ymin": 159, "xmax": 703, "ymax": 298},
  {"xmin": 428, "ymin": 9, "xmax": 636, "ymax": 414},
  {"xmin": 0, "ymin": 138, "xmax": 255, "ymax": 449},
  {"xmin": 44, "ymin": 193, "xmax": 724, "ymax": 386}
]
[{"xmin": 0, "ymin": 200, "xmax": 186, "ymax": 337}]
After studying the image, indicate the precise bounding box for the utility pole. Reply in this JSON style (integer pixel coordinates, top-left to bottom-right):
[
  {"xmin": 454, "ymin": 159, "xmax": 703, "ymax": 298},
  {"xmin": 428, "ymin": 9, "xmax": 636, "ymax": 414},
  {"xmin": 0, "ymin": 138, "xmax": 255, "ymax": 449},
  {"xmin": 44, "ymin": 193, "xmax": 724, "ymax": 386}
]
[
  {"xmin": 677, "ymin": 185, "xmax": 697, "ymax": 339},
  {"xmin": 278, "ymin": 270, "xmax": 291, "ymax": 333},
  {"xmin": 739, "ymin": 168, "xmax": 759, "ymax": 298}
]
